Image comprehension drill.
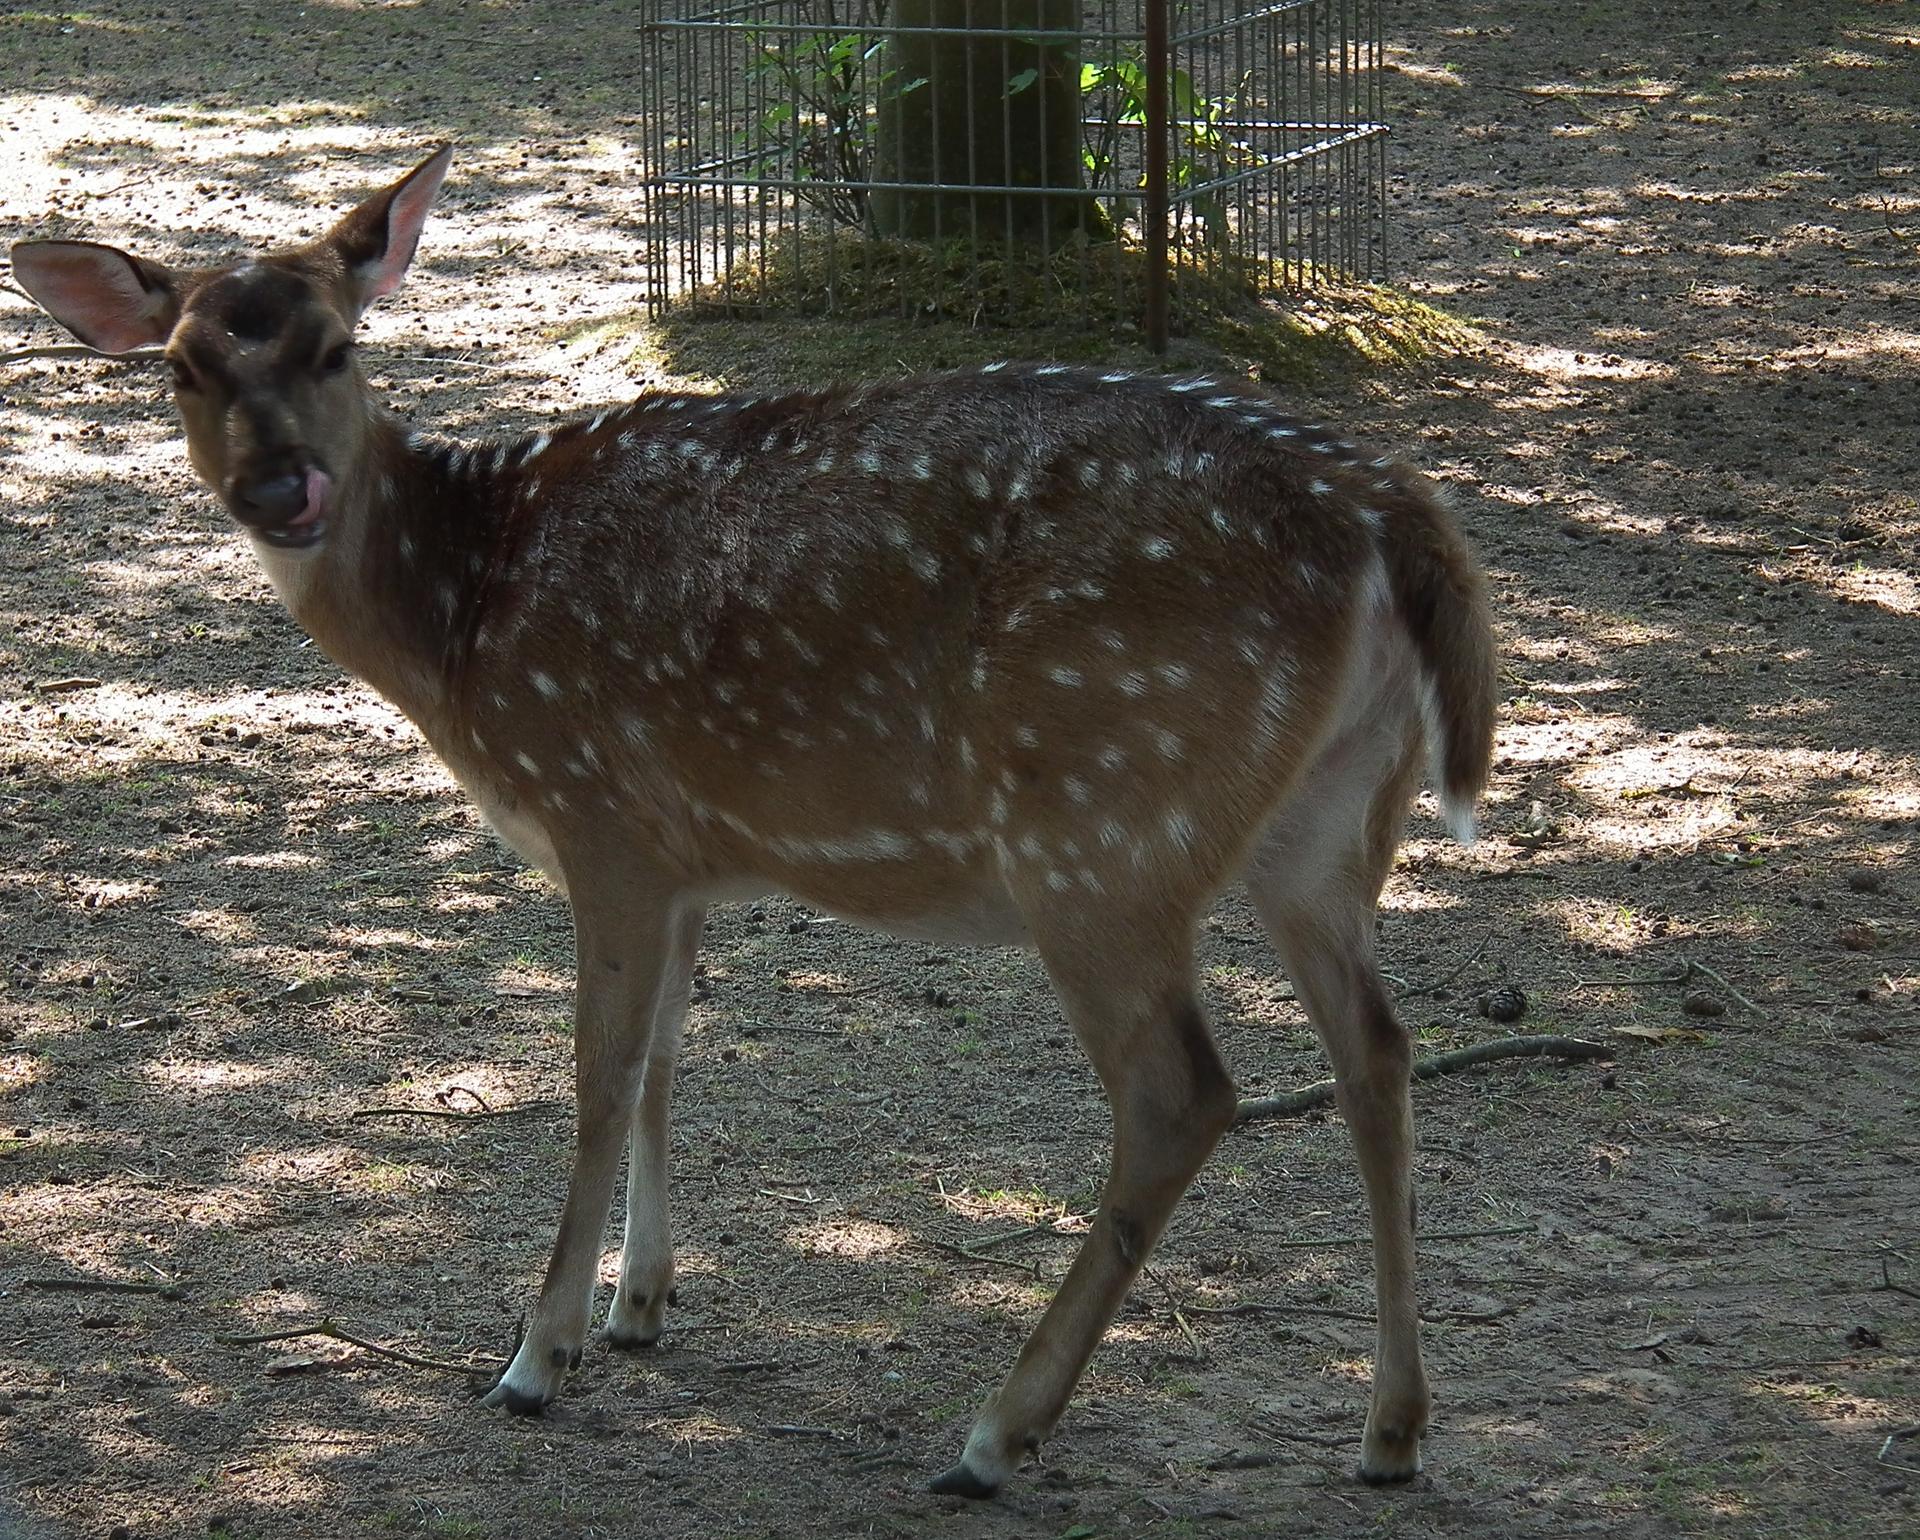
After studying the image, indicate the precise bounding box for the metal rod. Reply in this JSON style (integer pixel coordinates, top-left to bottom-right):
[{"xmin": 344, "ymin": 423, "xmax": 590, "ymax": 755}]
[{"xmin": 1144, "ymin": 0, "xmax": 1169, "ymax": 352}]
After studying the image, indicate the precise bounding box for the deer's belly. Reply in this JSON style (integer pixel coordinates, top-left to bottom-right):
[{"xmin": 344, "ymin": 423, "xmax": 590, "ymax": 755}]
[{"xmin": 779, "ymin": 864, "xmax": 1030, "ymax": 948}]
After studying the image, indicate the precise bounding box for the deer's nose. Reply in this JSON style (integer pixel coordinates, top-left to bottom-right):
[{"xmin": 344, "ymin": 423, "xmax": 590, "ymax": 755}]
[{"xmin": 235, "ymin": 471, "xmax": 309, "ymax": 524}]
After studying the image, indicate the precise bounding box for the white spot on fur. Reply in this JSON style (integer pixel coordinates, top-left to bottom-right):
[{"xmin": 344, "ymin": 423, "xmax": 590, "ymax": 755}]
[
  {"xmin": 1141, "ymin": 535, "xmax": 1175, "ymax": 559},
  {"xmin": 1050, "ymin": 665, "xmax": 1083, "ymax": 687},
  {"xmin": 531, "ymin": 671, "xmax": 561, "ymax": 700}
]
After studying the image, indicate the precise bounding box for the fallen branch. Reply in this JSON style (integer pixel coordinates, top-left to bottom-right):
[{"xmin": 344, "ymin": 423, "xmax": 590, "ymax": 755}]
[
  {"xmin": 216, "ymin": 1317, "xmax": 498, "ymax": 1376},
  {"xmin": 26, "ymin": 1275, "xmax": 186, "ymax": 1300},
  {"xmin": 349, "ymin": 1100, "xmax": 563, "ymax": 1122},
  {"xmin": 1235, "ymin": 1035, "xmax": 1611, "ymax": 1124},
  {"xmin": 761, "ymin": 1423, "xmax": 849, "ymax": 1441}
]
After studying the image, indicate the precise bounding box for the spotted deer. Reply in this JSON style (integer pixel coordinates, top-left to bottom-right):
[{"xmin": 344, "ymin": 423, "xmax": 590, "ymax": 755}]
[{"xmin": 11, "ymin": 147, "xmax": 1496, "ymax": 1496}]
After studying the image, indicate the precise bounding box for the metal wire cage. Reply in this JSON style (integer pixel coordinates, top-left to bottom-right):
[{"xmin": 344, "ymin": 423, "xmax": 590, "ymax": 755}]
[{"xmin": 638, "ymin": 0, "xmax": 1387, "ymax": 347}]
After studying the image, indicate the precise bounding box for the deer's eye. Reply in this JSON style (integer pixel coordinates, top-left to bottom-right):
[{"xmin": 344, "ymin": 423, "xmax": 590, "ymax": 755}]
[
  {"xmin": 168, "ymin": 358, "xmax": 198, "ymax": 393},
  {"xmin": 320, "ymin": 341, "xmax": 352, "ymax": 375}
]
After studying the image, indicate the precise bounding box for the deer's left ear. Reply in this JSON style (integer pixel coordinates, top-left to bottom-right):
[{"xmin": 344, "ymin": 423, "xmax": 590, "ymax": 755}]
[{"xmin": 326, "ymin": 145, "xmax": 452, "ymax": 315}]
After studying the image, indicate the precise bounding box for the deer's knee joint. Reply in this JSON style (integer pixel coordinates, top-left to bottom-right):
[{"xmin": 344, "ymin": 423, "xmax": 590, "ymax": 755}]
[{"xmin": 1171, "ymin": 1001, "xmax": 1237, "ymax": 1122}]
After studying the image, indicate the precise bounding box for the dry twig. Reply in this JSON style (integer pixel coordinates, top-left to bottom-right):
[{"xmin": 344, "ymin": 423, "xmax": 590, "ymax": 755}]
[
  {"xmin": 1, "ymin": 343, "xmax": 163, "ymax": 365},
  {"xmin": 349, "ymin": 1100, "xmax": 563, "ymax": 1122},
  {"xmin": 216, "ymin": 1317, "xmax": 498, "ymax": 1376},
  {"xmin": 1875, "ymin": 1255, "xmax": 1920, "ymax": 1302},
  {"xmin": 1250, "ymin": 1221, "xmax": 1534, "ymax": 1249},
  {"xmin": 1880, "ymin": 1424, "xmax": 1920, "ymax": 1477},
  {"xmin": 1571, "ymin": 956, "xmax": 1762, "ymax": 1017},
  {"xmin": 1235, "ymin": 1035, "xmax": 1610, "ymax": 1124},
  {"xmin": 1185, "ymin": 1298, "xmax": 1519, "ymax": 1325},
  {"xmin": 916, "ymin": 1236, "xmax": 1043, "ymax": 1278},
  {"xmin": 26, "ymin": 1275, "xmax": 186, "ymax": 1300}
]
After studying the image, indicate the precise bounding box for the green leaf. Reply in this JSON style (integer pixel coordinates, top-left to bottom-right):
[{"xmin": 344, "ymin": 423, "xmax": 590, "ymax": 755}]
[{"xmin": 1005, "ymin": 67, "xmax": 1040, "ymax": 96}]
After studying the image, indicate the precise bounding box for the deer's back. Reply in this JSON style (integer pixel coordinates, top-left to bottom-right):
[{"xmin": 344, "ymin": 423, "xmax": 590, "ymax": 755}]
[{"xmin": 448, "ymin": 368, "xmax": 1417, "ymax": 910}]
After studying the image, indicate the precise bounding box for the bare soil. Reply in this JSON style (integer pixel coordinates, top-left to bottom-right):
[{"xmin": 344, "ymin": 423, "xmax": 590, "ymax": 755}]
[{"xmin": 2, "ymin": 2, "xmax": 1917, "ymax": 1538}]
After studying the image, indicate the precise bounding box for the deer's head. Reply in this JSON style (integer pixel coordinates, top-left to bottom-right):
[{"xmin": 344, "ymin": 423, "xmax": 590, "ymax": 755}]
[{"xmin": 11, "ymin": 146, "xmax": 451, "ymax": 553}]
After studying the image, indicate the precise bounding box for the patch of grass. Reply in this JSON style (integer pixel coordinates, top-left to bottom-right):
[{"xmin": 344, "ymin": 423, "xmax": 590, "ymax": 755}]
[{"xmin": 588, "ymin": 229, "xmax": 1480, "ymax": 393}]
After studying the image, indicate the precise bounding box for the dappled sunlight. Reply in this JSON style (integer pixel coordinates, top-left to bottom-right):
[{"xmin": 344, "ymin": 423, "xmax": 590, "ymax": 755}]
[
  {"xmin": 1545, "ymin": 895, "xmax": 1708, "ymax": 954},
  {"xmin": 171, "ymin": 905, "xmax": 260, "ymax": 943},
  {"xmin": 1, "ymin": 1, "xmax": 1916, "ymax": 1536},
  {"xmin": 784, "ymin": 1217, "xmax": 909, "ymax": 1261},
  {"xmin": 1509, "ymin": 343, "xmax": 1677, "ymax": 382},
  {"xmin": 1827, "ymin": 561, "xmax": 1919, "ymax": 615},
  {"xmin": 143, "ymin": 1057, "xmax": 279, "ymax": 1091}
]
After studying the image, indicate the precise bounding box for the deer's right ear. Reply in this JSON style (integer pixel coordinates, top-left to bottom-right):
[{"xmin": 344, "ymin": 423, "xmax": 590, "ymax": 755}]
[
  {"xmin": 326, "ymin": 145, "xmax": 453, "ymax": 315},
  {"xmin": 8, "ymin": 240, "xmax": 181, "ymax": 354}
]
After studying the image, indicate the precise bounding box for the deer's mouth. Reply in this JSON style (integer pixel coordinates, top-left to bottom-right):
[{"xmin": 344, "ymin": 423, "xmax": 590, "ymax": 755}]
[{"xmin": 244, "ymin": 468, "xmax": 331, "ymax": 550}]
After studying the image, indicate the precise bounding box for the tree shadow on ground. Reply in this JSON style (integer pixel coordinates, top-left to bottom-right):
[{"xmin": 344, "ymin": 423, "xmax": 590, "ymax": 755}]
[{"xmin": 2, "ymin": 0, "xmax": 1917, "ymax": 1537}]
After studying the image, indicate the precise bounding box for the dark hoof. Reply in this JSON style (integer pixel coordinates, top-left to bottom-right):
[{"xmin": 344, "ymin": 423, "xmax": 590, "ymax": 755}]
[
  {"xmin": 483, "ymin": 1381, "xmax": 550, "ymax": 1417},
  {"xmin": 1356, "ymin": 1461, "xmax": 1419, "ymax": 1487},
  {"xmin": 928, "ymin": 1461, "xmax": 1000, "ymax": 1500},
  {"xmin": 602, "ymin": 1326, "xmax": 663, "ymax": 1353}
]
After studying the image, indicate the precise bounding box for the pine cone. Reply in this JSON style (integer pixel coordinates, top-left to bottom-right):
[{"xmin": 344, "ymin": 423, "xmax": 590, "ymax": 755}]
[{"xmin": 1478, "ymin": 985, "xmax": 1528, "ymax": 1024}]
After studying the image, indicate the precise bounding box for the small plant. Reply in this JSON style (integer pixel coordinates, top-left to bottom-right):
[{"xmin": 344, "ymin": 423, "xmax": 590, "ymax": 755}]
[{"xmin": 737, "ymin": 2, "xmax": 1247, "ymax": 247}]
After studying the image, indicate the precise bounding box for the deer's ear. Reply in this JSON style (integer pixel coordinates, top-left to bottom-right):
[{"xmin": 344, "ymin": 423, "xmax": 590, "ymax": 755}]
[
  {"xmin": 326, "ymin": 145, "xmax": 452, "ymax": 314},
  {"xmin": 9, "ymin": 240, "xmax": 181, "ymax": 354}
]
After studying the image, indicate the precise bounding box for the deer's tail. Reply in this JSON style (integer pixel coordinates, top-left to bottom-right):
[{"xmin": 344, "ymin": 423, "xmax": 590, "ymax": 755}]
[{"xmin": 1378, "ymin": 480, "xmax": 1497, "ymax": 843}]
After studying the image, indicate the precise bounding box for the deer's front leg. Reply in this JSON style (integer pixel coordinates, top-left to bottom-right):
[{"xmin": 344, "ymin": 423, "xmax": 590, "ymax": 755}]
[
  {"xmin": 604, "ymin": 904, "xmax": 704, "ymax": 1349},
  {"xmin": 484, "ymin": 888, "xmax": 687, "ymax": 1415}
]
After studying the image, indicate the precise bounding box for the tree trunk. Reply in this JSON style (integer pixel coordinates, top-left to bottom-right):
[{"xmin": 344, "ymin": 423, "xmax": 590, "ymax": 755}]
[{"xmin": 870, "ymin": 0, "xmax": 1104, "ymax": 244}]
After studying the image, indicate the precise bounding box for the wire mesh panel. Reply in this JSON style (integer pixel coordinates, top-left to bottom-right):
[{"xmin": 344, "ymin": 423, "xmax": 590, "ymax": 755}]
[{"xmin": 637, "ymin": 0, "xmax": 1388, "ymax": 343}]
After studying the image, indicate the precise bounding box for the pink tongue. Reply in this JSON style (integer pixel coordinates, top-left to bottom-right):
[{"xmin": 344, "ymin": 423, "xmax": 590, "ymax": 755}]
[{"xmin": 290, "ymin": 468, "xmax": 332, "ymax": 528}]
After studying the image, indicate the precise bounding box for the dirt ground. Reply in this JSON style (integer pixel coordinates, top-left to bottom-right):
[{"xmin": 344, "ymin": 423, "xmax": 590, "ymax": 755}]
[{"xmin": 2, "ymin": 2, "xmax": 1917, "ymax": 1537}]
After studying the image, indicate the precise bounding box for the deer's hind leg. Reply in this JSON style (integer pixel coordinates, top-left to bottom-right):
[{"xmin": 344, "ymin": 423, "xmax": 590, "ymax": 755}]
[
  {"xmin": 932, "ymin": 901, "xmax": 1238, "ymax": 1497},
  {"xmin": 1242, "ymin": 727, "xmax": 1430, "ymax": 1482}
]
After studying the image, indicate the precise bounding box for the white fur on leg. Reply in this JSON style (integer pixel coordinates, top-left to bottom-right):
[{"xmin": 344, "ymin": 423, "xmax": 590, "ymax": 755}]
[
  {"xmin": 929, "ymin": 1409, "xmax": 1021, "ymax": 1498},
  {"xmin": 482, "ymin": 1326, "xmax": 578, "ymax": 1414}
]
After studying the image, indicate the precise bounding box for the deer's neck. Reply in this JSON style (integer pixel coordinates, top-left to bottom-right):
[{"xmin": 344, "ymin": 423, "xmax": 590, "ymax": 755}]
[{"xmin": 255, "ymin": 409, "xmax": 518, "ymax": 736}]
